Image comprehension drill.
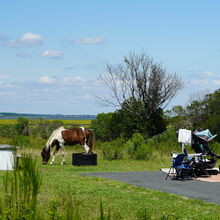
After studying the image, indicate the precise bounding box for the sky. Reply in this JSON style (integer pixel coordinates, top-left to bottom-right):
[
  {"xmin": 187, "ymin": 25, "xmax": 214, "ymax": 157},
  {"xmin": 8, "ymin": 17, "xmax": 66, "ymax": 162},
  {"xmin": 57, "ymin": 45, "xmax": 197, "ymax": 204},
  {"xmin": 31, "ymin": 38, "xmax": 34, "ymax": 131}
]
[{"xmin": 0, "ymin": 0, "xmax": 220, "ymax": 115}]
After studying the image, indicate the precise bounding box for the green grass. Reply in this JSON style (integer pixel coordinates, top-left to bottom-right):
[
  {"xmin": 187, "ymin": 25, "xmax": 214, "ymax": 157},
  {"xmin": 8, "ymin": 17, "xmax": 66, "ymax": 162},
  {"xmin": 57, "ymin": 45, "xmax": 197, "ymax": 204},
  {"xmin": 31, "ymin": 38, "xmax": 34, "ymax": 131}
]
[
  {"xmin": 1, "ymin": 149, "xmax": 218, "ymax": 219},
  {"xmin": 0, "ymin": 138, "xmax": 220, "ymax": 219},
  {"xmin": 0, "ymin": 119, "xmax": 17, "ymax": 124},
  {"xmin": 0, "ymin": 119, "xmax": 92, "ymax": 126}
]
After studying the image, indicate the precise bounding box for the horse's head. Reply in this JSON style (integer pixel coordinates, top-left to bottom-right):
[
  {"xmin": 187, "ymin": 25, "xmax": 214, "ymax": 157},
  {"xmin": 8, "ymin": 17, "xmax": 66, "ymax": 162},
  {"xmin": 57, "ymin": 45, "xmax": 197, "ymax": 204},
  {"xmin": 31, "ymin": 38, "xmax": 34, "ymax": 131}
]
[{"xmin": 41, "ymin": 147, "xmax": 50, "ymax": 164}]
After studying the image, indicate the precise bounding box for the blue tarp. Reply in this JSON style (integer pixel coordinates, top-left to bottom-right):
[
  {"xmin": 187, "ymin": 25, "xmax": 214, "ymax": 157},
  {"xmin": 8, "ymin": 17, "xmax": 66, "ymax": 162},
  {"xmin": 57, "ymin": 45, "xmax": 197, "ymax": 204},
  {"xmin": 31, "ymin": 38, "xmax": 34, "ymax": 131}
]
[{"xmin": 195, "ymin": 129, "xmax": 217, "ymax": 142}]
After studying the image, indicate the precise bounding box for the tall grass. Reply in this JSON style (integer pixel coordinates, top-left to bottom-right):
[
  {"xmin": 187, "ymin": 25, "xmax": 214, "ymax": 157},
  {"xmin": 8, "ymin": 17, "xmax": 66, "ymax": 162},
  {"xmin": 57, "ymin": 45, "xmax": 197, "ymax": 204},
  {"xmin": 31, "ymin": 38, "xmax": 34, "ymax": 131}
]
[{"xmin": 1, "ymin": 155, "xmax": 42, "ymax": 219}]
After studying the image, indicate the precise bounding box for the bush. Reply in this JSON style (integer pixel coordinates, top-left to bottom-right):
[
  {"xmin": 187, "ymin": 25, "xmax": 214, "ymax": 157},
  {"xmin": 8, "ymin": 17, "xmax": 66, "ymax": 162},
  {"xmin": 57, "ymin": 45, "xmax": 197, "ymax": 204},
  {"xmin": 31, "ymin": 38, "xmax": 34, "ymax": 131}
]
[
  {"xmin": 91, "ymin": 113, "xmax": 114, "ymax": 141},
  {"xmin": 127, "ymin": 133, "xmax": 152, "ymax": 160},
  {"xmin": 147, "ymin": 128, "xmax": 179, "ymax": 153},
  {"xmin": 209, "ymin": 141, "xmax": 220, "ymax": 155},
  {"xmin": 16, "ymin": 117, "xmax": 29, "ymax": 136},
  {"xmin": 0, "ymin": 124, "xmax": 16, "ymax": 138},
  {"xmin": 101, "ymin": 138, "xmax": 124, "ymax": 160}
]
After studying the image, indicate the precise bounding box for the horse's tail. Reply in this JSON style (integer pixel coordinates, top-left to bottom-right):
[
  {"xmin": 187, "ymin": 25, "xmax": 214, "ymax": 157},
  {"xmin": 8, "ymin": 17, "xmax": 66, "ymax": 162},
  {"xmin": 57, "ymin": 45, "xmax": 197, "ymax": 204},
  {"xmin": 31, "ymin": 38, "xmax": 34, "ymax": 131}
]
[
  {"xmin": 45, "ymin": 126, "xmax": 65, "ymax": 150},
  {"xmin": 86, "ymin": 129, "xmax": 93, "ymax": 153}
]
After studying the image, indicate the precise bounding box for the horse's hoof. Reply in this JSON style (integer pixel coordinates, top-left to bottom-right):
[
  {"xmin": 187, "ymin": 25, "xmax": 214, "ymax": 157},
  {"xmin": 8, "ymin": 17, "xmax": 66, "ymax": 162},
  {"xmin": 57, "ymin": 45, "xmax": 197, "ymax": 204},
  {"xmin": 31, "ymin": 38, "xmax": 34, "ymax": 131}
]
[
  {"xmin": 50, "ymin": 162, "xmax": 54, "ymax": 165},
  {"xmin": 61, "ymin": 162, "xmax": 65, "ymax": 165}
]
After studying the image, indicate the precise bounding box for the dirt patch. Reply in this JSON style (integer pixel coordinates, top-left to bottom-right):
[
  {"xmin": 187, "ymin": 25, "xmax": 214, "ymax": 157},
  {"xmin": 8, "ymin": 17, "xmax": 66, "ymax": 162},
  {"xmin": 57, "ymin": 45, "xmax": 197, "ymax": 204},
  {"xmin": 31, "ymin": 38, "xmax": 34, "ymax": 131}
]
[{"xmin": 198, "ymin": 174, "xmax": 220, "ymax": 182}]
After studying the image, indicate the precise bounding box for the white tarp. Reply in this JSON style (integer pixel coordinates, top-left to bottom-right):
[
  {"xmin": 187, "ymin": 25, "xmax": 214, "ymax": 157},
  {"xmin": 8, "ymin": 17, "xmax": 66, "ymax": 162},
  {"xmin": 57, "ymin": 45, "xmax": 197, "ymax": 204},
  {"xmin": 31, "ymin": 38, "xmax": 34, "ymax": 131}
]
[
  {"xmin": 178, "ymin": 129, "xmax": 192, "ymax": 146},
  {"xmin": 0, "ymin": 145, "xmax": 16, "ymax": 170}
]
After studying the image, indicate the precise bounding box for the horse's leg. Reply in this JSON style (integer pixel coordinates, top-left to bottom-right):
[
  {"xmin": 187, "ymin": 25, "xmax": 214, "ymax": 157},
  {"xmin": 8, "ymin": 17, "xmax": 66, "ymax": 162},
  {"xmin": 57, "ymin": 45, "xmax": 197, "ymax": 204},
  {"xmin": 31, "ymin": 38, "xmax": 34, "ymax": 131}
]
[
  {"xmin": 60, "ymin": 144, "xmax": 65, "ymax": 165},
  {"xmin": 82, "ymin": 139, "xmax": 90, "ymax": 154},
  {"xmin": 50, "ymin": 143, "xmax": 60, "ymax": 165},
  {"xmin": 86, "ymin": 129, "xmax": 93, "ymax": 153}
]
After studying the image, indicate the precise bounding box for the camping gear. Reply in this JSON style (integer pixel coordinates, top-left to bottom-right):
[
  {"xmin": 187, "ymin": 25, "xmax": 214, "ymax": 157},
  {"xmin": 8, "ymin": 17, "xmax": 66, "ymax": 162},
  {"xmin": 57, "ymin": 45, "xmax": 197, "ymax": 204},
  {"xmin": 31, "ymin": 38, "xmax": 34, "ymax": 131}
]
[
  {"xmin": 167, "ymin": 128, "xmax": 220, "ymax": 180},
  {"xmin": 166, "ymin": 153, "xmax": 197, "ymax": 180},
  {"xmin": 191, "ymin": 128, "xmax": 220, "ymax": 175}
]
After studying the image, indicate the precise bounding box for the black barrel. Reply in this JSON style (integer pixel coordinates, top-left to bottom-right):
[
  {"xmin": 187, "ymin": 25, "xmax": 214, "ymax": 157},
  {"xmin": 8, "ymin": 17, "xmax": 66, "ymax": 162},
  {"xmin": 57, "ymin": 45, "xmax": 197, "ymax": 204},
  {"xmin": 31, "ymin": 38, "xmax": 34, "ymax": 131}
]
[{"xmin": 72, "ymin": 153, "xmax": 97, "ymax": 166}]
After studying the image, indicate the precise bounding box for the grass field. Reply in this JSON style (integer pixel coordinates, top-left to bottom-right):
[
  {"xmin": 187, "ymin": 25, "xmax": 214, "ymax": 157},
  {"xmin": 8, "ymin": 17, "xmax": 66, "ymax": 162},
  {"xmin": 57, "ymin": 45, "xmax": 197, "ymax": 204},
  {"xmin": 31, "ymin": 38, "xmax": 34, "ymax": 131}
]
[
  {"xmin": 0, "ymin": 147, "xmax": 220, "ymax": 220},
  {"xmin": 0, "ymin": 124, "xmax": 220, "ymax": 219},
  {"xmin": 0, "ymin": 119, "xmax": 92, "ymax": 126}
]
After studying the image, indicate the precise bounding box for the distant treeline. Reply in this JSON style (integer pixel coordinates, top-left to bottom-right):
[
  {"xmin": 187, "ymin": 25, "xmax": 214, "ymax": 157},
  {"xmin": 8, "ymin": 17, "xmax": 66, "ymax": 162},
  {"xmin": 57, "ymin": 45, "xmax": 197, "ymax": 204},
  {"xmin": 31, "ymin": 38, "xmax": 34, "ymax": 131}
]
[{"xmin": 0, "ymin": 112, "xmax": 96, "ymax": 120}]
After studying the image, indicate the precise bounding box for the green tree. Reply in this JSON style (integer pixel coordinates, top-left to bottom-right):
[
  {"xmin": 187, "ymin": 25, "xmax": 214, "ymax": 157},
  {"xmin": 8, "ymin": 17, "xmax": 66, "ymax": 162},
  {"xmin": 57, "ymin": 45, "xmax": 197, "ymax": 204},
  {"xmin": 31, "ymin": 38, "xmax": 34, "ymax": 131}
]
[
  {"xmin": 111, "ymin": 101, "xmax": 167, "ymax": 138},
  {"xmin": 201, "ymin": 89, "xmax": 220, "ymax": 140},
  {"xmin": 95, "ymin": 51, "xmax": 183, "ymax": 138},
  {"xmin": 91, "ymin": 113, "xmax": 114, "ymax": 141},
  {"xmin": 92, "ymin": 100, "xmax": 167, "ymax": 141},
  {"xmin": 165, "ymin": 105, "xmax": 189, "ymax": 129},
  {"xmin": 16, "ymin": 117, "xmax": 29, "ymax": 136},
  {"xmin": 168, "ymin": 89, "xmax": 220, "ymax": 141}
]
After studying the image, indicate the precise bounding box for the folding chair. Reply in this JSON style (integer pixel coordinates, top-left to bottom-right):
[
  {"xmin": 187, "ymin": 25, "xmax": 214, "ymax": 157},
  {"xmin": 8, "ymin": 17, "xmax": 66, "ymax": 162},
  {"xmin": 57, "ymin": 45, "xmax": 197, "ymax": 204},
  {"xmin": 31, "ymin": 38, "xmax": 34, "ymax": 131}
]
[{"xmin": 166, "ymin": 153, "xmax": 197, "ymax": 180}]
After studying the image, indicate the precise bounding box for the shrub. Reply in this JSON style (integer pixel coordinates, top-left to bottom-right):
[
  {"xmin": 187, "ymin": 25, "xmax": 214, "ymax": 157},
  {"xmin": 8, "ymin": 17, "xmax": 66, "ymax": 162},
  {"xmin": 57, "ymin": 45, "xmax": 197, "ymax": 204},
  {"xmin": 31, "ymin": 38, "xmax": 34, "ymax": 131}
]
[
  {"xmin": 147, "ymin": 128, "xmax": 179, "ymax": 153},
  {"xmin": 101, "ymin": 138, "xmax": 124, "ymax": 160},
  {"xmin": 16, "ymin": 117, "xmax": 29, "ymax": 136},
  {"xmin": 209, "ymin": 141, "xmax": 220, "ymax": 155},
  {"xmin": 0, "ymin": 124, "xmax": 16, "ymax": 138},
  {"xmin": 127, "ymin": 133, "xmax": 152, "ymax": 160}
]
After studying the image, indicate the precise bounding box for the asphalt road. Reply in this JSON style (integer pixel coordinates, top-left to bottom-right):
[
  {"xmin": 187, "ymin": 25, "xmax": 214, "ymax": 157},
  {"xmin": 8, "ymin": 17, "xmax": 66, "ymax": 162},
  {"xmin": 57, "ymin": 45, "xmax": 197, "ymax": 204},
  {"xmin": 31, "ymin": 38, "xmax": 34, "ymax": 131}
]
[{"xmin": 84, "ymin": 171, "xmax": 220, "ymax": 205}]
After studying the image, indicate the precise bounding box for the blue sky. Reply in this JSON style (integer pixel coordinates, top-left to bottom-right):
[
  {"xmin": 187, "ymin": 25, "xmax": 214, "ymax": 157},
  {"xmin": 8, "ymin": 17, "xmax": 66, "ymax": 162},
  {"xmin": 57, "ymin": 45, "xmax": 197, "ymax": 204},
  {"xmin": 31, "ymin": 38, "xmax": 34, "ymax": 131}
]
[{"xmin": 0, "ymin": 0, "xmax": 220, "ymax": 114}]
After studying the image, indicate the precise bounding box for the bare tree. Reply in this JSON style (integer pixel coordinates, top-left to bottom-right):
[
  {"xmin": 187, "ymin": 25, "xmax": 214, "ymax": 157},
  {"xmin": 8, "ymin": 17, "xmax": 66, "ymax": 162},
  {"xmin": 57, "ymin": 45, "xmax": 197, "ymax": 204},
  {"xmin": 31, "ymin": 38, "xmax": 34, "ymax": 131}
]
[{"xmin": 96, "ymin": 51, "xmax": 184, "ymax": 119}]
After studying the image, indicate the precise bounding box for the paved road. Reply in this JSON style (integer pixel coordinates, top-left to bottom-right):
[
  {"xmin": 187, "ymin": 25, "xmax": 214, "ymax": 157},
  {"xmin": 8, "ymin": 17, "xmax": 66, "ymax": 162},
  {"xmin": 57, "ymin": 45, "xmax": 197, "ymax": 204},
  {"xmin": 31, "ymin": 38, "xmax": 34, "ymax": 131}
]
[{"xmin": 84, "ymin": 171, "xmax": 220, "ymax": 205}]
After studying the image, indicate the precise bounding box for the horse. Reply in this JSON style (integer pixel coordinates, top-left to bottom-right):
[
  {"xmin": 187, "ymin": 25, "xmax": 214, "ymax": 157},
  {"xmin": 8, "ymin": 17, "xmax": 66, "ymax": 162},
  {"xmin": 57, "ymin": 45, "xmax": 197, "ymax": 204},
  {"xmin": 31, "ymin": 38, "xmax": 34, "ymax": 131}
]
[{"xmin": 41, "ymin": 126, "xmax": 93, "ymax": 165}]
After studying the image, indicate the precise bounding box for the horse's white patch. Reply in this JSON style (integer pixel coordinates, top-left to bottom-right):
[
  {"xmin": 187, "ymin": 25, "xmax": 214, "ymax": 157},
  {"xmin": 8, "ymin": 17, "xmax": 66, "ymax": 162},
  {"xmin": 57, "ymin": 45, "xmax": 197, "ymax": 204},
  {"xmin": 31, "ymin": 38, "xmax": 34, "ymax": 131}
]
[
  {"xmin": 84, "ymin": 144, "xmax": 90, "ymax": 153},
  {"xmin": 46, "ymin": 126, "xmax": 66, "ymax": 150},
  {"xmin": 80, "ymin": 127, "xmax": 88, "ymax": 152}
]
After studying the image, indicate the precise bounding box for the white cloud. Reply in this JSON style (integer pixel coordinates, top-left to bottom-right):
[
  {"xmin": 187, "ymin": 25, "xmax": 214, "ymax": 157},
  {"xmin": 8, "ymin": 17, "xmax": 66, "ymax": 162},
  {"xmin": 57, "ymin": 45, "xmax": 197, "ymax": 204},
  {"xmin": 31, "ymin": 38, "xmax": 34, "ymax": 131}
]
[
  {"xmin": 74, "ymin": 37, "xmax": 105, "ymax": 45},
  {"xmin": 212, "ymin": 80, "xmax": 220, "ymax": 85},
  {"xmin": 62, "ymin": 77, "xmax": 85, "ymax": 85},
  {"xmin": 5, "ymin": 40, "xmax": 19, "ymax": 47},
  {"xmin": 40, "ymin": 50, "xmax": 63, "ymax": 58},
  {"xmin": 204, "ymin": 72, "xmax": 213, "ymax": 77},
  {"xmin": 192, "ymin": 79, "xmax": 210, "ymax": 85},
  {"xmin": 19, "ymin": 32, "xmax": 43, "ymax": 45},
  {"xmin": 4, "ymin": 32, "xmax": 43, "ymax": 47},
  {"xmin": 0, "ymin": 77, "xmax": 114, "ymax": 114},
  {"xmin": 39, "ymin": 76, "xmax": 55, "ymax": 84}
]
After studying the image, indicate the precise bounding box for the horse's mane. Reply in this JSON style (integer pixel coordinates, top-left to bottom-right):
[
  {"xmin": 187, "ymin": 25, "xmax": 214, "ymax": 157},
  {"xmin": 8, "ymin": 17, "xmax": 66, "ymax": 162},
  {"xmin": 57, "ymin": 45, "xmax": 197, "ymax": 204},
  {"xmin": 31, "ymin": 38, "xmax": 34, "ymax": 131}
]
[{"xmin": 45, "ymin": 126, "xmax": 65, "ymax": 150}]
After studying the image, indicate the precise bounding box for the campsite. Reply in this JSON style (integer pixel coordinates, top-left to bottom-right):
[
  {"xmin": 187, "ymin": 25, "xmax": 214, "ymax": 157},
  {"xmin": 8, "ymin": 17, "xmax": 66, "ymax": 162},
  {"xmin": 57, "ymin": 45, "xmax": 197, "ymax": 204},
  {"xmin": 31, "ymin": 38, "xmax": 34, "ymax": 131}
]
[
  {"xmin": 0, "ymin": 115, "xmax": 220, "ymax": 219},
  {"xmin": 1, "ymin": 1, "xmax": 220, "ymax": 219}
]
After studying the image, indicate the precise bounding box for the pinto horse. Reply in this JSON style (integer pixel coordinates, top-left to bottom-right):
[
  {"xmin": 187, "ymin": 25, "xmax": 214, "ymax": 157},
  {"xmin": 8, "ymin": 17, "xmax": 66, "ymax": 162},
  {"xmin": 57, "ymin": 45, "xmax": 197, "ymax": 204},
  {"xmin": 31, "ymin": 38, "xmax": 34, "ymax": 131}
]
[{"xmin": 41, "ymin": 126, "xmax": 93, "ymax": 164}]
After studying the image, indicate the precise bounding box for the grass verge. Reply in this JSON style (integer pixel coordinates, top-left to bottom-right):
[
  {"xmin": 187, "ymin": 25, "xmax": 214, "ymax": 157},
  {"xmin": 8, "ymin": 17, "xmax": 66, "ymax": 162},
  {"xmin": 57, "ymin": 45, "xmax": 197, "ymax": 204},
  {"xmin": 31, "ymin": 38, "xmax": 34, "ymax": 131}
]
[{"xmin": 1, "ymin": 149, "xmax": 219, "ymax": 219}]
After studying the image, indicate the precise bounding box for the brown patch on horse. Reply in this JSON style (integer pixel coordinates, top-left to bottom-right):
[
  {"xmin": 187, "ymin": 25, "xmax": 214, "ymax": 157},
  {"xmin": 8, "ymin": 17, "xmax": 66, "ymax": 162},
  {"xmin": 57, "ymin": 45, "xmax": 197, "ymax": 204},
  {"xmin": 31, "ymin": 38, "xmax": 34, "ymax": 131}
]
[{"xmin": 61, "ymin": 127, "xmax": 86, "ymax": 145}]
